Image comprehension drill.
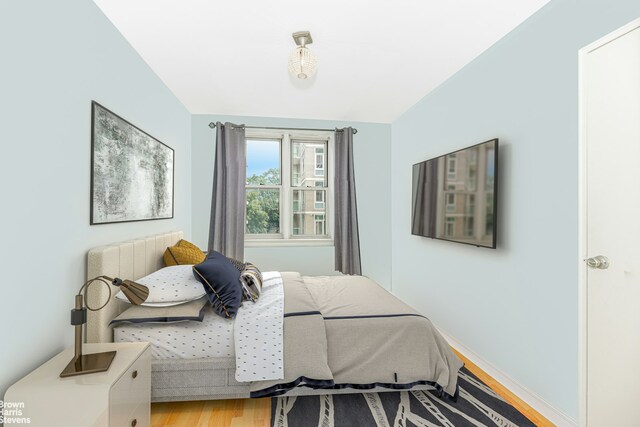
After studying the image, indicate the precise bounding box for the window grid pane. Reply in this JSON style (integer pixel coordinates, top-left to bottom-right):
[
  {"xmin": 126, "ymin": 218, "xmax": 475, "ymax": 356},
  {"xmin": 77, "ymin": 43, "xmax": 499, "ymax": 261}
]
[
  {"xmin": 246, "ymin": 139, "xmax": 281, "ymax": 185},
  {"xmin": 246, "ymin": 188, "xmax": 281, "ymax": 234},
  {"xmin": 291, "ymin": 140, "xmax": 327, "ymax": 187},
  {"xmin": 292, "ymin": 189, "xmax": 327, "ymax": 237}
]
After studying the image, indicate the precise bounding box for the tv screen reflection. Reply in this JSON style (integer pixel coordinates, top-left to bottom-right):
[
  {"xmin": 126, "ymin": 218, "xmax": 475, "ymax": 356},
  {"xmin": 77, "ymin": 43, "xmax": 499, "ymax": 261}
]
[{"xmin": 411, "ymin": 139, "xmax": 498, "ymax": 248}]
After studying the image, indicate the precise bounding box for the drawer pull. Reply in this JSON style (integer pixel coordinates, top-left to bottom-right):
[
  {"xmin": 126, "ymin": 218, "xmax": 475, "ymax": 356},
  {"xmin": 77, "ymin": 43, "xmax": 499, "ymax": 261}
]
[
  {"xmin": 131, "ymin": 370, "xmax": 138, "ymax": 379},
  {"xmin": 131, "ymin": 419, "xmax": 137, "ymax": 427}
]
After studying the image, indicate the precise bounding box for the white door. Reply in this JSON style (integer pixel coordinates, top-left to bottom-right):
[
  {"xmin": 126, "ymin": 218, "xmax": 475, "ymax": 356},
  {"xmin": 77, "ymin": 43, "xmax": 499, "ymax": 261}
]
[{"xmin": 582, "ymin": 21, "xmax": 640, "ymax": 427}]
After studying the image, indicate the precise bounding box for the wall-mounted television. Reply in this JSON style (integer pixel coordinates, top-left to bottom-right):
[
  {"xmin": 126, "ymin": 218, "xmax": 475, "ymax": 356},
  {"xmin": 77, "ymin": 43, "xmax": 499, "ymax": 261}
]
[{"xmin": 411, "ymin": 138, "xmax": 498, "ymax": 249}]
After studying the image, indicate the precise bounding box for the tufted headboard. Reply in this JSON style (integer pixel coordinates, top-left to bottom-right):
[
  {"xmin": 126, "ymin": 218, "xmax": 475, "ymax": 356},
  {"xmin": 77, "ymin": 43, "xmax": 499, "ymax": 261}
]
[{"xmin": 86, "ymin": 230, "xmax": 184, "ymax": 343}]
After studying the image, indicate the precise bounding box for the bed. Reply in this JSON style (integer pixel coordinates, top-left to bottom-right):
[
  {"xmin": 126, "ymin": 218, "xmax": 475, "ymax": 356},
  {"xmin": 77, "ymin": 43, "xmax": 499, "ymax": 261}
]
[{"xmin": 86, "ymin": 231, "xmax": 462, "ymax": 402}]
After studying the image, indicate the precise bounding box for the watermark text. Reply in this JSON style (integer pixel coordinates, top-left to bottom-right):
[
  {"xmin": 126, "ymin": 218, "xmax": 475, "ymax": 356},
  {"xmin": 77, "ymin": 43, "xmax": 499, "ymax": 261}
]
[{"xmin": 0, "ymin": 400, "xmax": 30, "ymax": 424}]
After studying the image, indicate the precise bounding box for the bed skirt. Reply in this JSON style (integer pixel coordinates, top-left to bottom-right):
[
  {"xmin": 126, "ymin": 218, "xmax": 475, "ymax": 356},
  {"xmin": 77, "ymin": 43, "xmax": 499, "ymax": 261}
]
[
  {"xmin": 152, "ymin": 357, "xmax": 250, "ymax": 402},
  {"xmin": 151, "ymin": 357, "xmax": 436, "ymax": 402}
]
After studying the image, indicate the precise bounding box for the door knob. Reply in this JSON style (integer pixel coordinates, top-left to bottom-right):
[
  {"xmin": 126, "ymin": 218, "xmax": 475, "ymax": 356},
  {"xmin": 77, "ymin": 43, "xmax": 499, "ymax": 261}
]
[{"xmin": 586, "ymin": 255, "xmax": 610, "ymax": 270}]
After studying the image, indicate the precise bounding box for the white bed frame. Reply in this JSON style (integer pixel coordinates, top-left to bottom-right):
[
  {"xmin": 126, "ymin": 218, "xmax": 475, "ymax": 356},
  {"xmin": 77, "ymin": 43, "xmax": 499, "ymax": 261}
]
[{"xmin": 86, "ymin": 231, "xmax": 434, "ymax": 402}]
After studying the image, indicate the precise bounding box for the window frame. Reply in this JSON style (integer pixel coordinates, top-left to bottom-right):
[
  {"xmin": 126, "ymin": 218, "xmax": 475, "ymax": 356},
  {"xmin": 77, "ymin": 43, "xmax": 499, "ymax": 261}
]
[{"xmin": 245, "ymin": 128, "xmax": 334, "ymax": 247}]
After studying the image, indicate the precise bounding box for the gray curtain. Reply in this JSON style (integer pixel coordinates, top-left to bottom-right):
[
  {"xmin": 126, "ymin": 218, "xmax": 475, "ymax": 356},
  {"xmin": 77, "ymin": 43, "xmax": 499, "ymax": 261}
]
[
  {"xmin": 334, "ymin": 127, "xmax": 362, "ymax": 275},
  {"xmin": 411, "ymin": 160, "xmax": 438, "ymax": 237},
  {"xmin": 208, "ymin": 122, "xmax": 246, "ymax": 260}
]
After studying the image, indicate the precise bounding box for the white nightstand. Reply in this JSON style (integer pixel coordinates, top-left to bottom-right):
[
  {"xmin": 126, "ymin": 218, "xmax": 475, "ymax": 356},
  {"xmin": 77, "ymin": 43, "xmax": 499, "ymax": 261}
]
[{"xmin": 4, "ymin": 342, "xmax": 151, "ymax": 427}]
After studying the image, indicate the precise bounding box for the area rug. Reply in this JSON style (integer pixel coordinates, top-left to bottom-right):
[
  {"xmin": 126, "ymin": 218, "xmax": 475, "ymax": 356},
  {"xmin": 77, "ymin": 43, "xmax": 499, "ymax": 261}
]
[{"xmin": 270, "ymin": 367, "xmax": 536, "ymax": 427}]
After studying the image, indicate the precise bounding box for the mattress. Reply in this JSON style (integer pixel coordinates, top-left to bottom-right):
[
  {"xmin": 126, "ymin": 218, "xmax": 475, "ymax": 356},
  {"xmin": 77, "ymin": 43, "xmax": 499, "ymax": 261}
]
[{"xmin": 114, "ymin": 305, "xmax": 235, "ymax": 360}]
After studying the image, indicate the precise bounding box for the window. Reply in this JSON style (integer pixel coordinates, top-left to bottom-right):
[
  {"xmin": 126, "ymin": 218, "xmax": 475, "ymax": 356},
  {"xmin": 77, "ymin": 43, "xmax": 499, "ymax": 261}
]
[
  {"xmin": 315, "ymin": 214, "xmax": 326, "ymax": 235},
  {"xmin": 486, "ymin": 148, "xmax": 495, "ymax": 191},
  {"xmin": 465, "ymin": 194, "xmax": 475, "ymax": 215},
  {"xmin": 485, "ymin": 193, "xmax": 494, "ymax": 235},
  {"xmin": 446, "ymin": 193, "xmax": 455, "ymax": 212},
  {"xmin": 464, "ymin": 217, "xmax": 474, "ymax": 237},
  {"xmin": 467, "ymin": 168, "xmax": 477, "ymax": 191},
  {"xmin": 314, "ymin": 147, "xmax": 325, "ymax": 177},
  {"xmin": 315, "ymin": 190, "xmax": 325, "ymax": 209},
  {"xmin": 445, "ymin": 217, "xmax": 455, "ymax": 236},
  {"xmin": 469, "ymin": 148, "xmax": 478, "ymax": 164},
  {"xmin": 447, "ymin": 154, "xmax": 457, "ymax": 179},
  {"xmin": 245, "ymin": 130, "xmax": 333, "ymax": 246}
]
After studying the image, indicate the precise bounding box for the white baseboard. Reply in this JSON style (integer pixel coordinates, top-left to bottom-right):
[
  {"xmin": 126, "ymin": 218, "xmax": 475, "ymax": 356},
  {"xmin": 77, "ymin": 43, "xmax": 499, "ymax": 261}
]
[{"xmin": 438, "ymin": 329, "xmax": 577, "ymax": 427}]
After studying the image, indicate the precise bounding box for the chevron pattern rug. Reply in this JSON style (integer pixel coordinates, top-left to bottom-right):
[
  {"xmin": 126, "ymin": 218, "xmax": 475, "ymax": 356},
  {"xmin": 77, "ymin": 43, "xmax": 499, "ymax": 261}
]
[{"xmin": 270, "ymin": 367, "xmax": 536, "ymax": 427}]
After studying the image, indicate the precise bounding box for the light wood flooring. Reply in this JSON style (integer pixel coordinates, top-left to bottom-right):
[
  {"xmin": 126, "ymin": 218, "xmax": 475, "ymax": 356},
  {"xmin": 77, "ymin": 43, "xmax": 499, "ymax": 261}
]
[{"xmin": 151, "ymin": 348, "xmax": 553, "ymax": 427}]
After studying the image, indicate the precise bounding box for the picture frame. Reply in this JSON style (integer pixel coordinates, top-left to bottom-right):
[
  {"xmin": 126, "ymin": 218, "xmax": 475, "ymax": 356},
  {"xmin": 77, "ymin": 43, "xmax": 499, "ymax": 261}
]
[{"xmin": 90, "ymin": 101, "xmax": 175, "ymax": 225}]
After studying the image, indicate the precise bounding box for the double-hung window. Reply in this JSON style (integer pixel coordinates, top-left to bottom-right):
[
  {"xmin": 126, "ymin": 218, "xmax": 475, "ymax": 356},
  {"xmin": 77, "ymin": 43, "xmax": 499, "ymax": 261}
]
[{"xmin": 245, "ymin": 129, "xmax": 333, "ymax": 246}]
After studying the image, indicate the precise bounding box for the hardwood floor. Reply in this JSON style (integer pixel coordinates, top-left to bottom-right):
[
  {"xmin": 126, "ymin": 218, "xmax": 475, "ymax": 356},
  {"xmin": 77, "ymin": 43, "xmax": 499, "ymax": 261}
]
[
  {"xmin": 151, "ymin": 397, "xmax": 270, "ymax": 427},
  {"xmin": 151, "ymin": 348, "xmax": 553, "ymax": 427},
  {"xmin": 451, "ymin": 348, "xmax": 553, "ymax": 427}
]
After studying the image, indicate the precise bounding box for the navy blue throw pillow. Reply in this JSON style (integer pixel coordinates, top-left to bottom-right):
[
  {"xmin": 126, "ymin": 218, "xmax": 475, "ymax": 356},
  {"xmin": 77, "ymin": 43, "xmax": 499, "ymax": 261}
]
[{"xmin": 192, "ymin": 250, "xmax": 242, "ymax": 319}]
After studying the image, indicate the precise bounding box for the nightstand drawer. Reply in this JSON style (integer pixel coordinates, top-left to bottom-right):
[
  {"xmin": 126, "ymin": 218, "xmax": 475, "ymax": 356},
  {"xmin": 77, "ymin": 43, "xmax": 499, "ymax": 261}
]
[
  {"xmin": 122, "ymin": 402, "xmax": 150, "ymax": 427},
  {"xmin": 109, "ymin": 348, "xmax": 151, "ymax": 426}
]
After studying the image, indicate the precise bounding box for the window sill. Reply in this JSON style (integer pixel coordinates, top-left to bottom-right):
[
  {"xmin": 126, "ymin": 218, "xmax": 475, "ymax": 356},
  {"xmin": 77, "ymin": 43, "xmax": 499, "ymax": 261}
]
[{"xmin": 245, "ymin": 239, "xmax": 334, "ymax": 248}]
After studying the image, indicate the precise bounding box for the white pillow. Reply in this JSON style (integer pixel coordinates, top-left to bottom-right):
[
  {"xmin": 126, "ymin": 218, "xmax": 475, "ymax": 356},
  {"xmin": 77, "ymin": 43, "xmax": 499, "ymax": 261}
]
[{"xmin": 115, "ymin": 265, "xmax": 206, "ymax": 306}]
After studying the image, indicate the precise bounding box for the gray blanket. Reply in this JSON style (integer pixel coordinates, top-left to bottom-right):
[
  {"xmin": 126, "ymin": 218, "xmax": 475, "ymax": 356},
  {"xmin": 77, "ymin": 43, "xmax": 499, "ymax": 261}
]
[{"xmin": 250, "ymin": 273, "xmax": 463, "ymax": 399}]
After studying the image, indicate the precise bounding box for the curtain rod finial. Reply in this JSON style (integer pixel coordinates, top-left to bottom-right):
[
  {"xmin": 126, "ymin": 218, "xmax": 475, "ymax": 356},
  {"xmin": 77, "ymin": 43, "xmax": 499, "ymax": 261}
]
[{"xmin": 208, "ymin": 122, "xmax": 216, "ymax": 129}]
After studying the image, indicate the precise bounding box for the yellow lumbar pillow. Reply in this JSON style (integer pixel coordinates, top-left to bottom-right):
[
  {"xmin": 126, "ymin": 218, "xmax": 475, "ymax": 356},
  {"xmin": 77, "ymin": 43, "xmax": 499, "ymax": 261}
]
[{"xmin": 164, "ymin": 239, "xmax": 206, "ymax": 266}]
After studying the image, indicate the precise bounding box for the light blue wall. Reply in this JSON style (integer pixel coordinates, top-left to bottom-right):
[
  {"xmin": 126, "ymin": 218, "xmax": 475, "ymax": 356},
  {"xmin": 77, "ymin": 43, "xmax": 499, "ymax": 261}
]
[
  {"xmin": 390, "ymin": 0, "xmax": 640, "ymax": 420},
  {"xmin": 0, "ymin": 0, "xmax": 191, "ymax": 397},
  {"xmin": 191, "ymin": 115, "xmax": 392, "ymax": 288}
]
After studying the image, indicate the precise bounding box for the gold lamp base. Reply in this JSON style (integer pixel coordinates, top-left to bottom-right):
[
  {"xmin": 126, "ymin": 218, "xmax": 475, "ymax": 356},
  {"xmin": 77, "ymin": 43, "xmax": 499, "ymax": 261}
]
[{"xmin": 60, "ymin": 351, "xmax": 116, "ymax": 378}]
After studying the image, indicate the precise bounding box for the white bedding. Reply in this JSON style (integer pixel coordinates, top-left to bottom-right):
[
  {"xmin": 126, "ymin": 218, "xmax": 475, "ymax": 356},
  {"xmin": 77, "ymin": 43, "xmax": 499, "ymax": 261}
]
[
  {"xmin": 114, "ymin": 305, "xmax": 235, "ymax": 360},
  {"xmin": 113, "ymin": 271, "xmax": 286, "ymax": 373},
  {"xmin": 234, "ymin": 271, "xmax": 284, "ymax": 382}
]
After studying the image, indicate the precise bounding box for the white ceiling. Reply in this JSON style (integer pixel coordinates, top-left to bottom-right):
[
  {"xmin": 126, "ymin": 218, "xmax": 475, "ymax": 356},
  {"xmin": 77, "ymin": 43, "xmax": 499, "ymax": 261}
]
[{"xmin": 94, "ymin": 0, "xmax": 550, "ymax": 123}]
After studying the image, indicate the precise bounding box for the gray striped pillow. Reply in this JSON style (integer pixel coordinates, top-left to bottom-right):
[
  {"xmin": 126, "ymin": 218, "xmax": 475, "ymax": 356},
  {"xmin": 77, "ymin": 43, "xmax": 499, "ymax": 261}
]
[{"xmin": 240, "ymin": 263, "xmax": 262, "ymax": 302}]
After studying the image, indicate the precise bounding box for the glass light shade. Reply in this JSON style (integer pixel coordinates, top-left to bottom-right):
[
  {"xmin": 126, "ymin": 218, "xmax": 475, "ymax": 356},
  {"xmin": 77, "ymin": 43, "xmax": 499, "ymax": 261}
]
[{"xmin": 288, "ymin": 47, "xmax": 317, "ymax": 79}]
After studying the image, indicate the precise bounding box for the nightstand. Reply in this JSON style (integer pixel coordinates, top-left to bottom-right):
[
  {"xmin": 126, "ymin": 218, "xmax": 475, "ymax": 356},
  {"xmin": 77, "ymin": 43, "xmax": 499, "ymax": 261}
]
[{"xmin": 4, "ymin": 342, "xmax": 151, "ymax": 427}]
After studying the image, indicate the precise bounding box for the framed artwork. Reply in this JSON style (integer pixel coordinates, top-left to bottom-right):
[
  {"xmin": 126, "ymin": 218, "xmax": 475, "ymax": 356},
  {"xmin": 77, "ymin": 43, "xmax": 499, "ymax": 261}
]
[{"xmin": 90, "ymin": 101, "xmax": 174, "ymax": 225}]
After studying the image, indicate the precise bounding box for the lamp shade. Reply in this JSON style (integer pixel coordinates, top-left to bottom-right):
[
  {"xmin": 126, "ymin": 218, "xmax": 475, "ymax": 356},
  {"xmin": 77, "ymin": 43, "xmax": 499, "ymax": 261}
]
[
  {"xmin": 113, "ymin": 278, "xmax": 149, "ymax": 305},
  {"xmin": 288, "ymin": 47, "xmax": 317, "ymax": 79}
]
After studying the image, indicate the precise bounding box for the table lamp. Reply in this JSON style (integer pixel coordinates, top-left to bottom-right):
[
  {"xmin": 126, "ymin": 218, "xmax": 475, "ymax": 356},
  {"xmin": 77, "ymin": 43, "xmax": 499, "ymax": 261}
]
[{"xmin": 60, "ymin": 276, "xmax": 149, "ymax": 377}]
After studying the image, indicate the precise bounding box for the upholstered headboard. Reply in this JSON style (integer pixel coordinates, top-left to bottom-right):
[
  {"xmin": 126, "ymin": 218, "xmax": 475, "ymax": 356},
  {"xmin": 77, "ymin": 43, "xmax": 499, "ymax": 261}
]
[{"xmin": 86, "ymin": 231, "xmax": 184, "ymax": 343}]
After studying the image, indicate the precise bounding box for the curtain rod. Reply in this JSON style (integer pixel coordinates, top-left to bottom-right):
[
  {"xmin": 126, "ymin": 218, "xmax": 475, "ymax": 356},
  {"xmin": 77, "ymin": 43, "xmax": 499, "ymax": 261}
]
[{"xmin": 208, "ymin": 122, "xmax": 358, "ymax": 135}]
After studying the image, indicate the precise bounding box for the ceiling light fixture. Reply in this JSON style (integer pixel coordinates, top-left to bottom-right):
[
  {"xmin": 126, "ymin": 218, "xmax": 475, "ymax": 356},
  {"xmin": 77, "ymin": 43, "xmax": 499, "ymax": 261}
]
[{"xmin": 288, "ymin": 31, "xmax": 317, "ymax": 80}]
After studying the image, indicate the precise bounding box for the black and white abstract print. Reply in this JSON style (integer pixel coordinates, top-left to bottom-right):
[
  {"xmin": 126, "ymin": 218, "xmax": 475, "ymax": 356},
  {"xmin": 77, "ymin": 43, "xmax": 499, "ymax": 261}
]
[{"xmin": 91, "ymin": 102, "xmax": 174, "ymax": 224}]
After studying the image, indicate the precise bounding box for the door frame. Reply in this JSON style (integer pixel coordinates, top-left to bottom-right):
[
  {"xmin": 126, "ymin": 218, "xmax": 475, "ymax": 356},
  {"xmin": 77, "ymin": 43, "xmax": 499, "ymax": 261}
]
[{"xmin": 578, "ymin": 17, "xmax": 640, "ymax": 427}]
